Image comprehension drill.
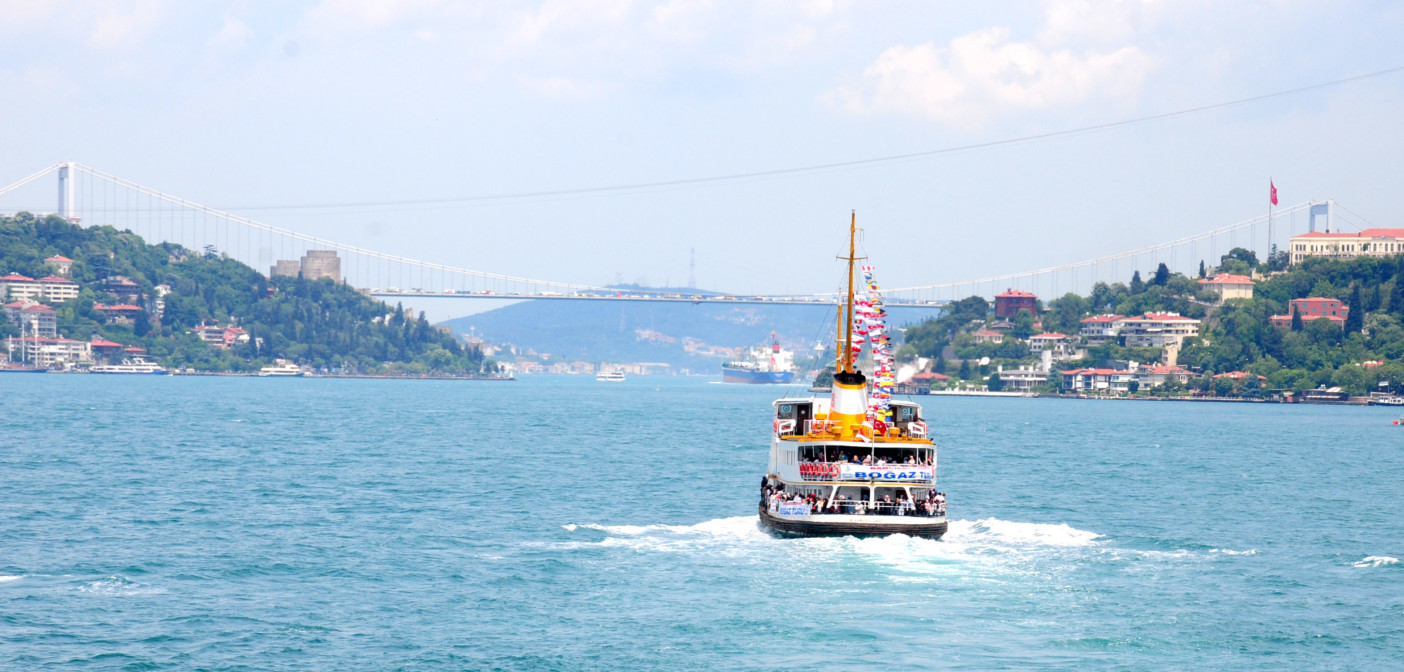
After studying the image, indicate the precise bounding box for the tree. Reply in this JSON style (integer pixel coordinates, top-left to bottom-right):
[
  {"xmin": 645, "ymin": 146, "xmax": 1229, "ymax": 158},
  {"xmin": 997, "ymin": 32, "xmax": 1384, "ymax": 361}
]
[
  {"xmin": 1127, "ymin": 379, "xmax": 1140, "ymax": 394},
  {"xmin": 1345, "ymin": 284, "xmax": 1364, "ymax": 333},
  {"xmin": 986, "ymin": 373, "xmax": 1004, "ymax": 391},
  {"xmin": 1221, "ymin": 247, "xmax": 1259, "ymax": 268},
  {"xmin": 1012, "ymin": 308, "xmax": 1034, "ymax": 339},
  {"xmin": 1291, "ymin": 305, "xmax": 1304, "ymax": 331},
  {"xmin": 1213, "ymin": 376, "xmax": 1234, "ymax": 397},
  {"xmin": 958, "ymin": 359, "xmax": 972, "ymax": 380},
  {"xmin": 1198, "ymin": 260, "xmax": 1207, "ymax": 279},
  {"xmin": 1130, "ymin": 271, "xmax": 1145, "ymax": 295},
  {"xmin": 1152, "ymin": 262, "xmax": 1170, "ymax": 287}
]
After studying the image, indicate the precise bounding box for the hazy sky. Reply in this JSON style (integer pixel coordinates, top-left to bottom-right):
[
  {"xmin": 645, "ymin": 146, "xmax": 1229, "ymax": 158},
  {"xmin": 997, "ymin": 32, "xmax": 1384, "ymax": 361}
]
[{"xmin": 3, "ymin": 1, "xmax": 1403, "ymax": 319}]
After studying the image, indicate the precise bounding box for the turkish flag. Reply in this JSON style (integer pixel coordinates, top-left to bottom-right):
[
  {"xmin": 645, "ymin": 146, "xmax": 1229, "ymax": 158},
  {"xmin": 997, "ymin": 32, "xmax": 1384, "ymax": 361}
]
[{"xmin": 1270, "ymin": 180, "xmax": 1278, "ymax": 206}]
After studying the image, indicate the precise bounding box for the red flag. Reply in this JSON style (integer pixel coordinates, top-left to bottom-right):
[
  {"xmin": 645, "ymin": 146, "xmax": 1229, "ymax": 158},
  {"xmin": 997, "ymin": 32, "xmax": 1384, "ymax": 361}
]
[{"xmin": 1270, "ymin": 180, "xmax": 1278, "ymax": 206}]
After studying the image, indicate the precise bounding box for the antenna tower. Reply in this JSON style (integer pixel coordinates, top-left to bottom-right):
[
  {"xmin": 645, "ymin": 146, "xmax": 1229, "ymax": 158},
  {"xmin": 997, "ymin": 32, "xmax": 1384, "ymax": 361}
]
[{"xmin": 688, "ymin": 248, "xmax": 696, "ymax": 290}]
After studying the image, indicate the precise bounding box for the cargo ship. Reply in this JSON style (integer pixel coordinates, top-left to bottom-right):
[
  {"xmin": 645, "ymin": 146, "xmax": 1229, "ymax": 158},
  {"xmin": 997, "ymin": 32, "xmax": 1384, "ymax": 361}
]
[{"xmin": 722, "ymin": 333, "xmax": 795, "ymax": 384}]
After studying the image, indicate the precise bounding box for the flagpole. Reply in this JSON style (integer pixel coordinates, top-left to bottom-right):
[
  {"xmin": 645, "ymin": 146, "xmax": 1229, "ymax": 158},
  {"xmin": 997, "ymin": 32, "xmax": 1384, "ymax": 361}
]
[{"xmin": 1268, "ymin": 178, "xmax": 1275, "ymax": 267}]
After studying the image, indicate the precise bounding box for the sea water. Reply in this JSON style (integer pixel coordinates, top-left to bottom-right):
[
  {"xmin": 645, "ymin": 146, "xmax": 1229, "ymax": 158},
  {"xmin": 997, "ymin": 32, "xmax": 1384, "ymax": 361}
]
[{"xmin": 1, "ymin": 375, "xmax": 1401, "ymax": 670}]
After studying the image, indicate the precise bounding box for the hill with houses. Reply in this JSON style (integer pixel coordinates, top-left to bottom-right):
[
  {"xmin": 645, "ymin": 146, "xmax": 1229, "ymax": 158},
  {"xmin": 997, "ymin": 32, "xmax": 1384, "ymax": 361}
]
[
  {"xmin": 0, "ymin": 211, "xmax": 488, "ymax": 374},
  {"xmin": 897, "ymin": 244, "xmax": 1404, "ymax": 399}
]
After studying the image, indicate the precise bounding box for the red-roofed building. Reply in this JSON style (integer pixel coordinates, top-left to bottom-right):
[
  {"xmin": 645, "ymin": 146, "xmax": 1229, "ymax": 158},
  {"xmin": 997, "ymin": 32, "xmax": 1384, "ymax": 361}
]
[
  {"xmin": 1061, "ymin": 368, "xmax": 1137, "ymax": 393},
  {"xmin": 193, "ymin": 323, "xmax": 251, "ymax": 350},
  {"xmin": 4, "ymin": 302, "xmax": 58, "ymax": 337},
  {"xmin": 1, "ymin": 273, "xmax": 40, "ymax": 301},
  {"xmin": 1197, "ymin": 273, "xmax": 1255, "ymax": 300},
  {"xmin": 1138, "ymin": 364, "xmax": 1193, "ymax": 387},
  {"xmin": 898, "ymin": 371, "xmax": 950, "ymax": 395},
  {"xmin": 1213, "ymin": 371, "xmax": 1266, "ymax": 381},
  {"xmin": 102, "ymin": 275, "xmax": 142, "ymax": 301},
  {"xmin": 36, "ymin": 275, "xmax": 79, "ymax": 302},
  {"xmin": 971, "ymin": 329, "xmax": 1004, "ymax": 344},
  {"xmin": 1270, "ymin": 297, "xmax": 1348, "ymax": 328},
  {"xmin": 1289, "ymin": 228, "xmax": 1404, "ymax": 264},
  {"xmin": 994, "ymin": 288, "xmax": 1038, "ymax": 318},
  {"xmin": 1028, "ymin": 332, "xmax": 1076, "ymax": 359},
  {"xmin": 44, "ymin": 255, "xmax": 73, "ymax": 276}
]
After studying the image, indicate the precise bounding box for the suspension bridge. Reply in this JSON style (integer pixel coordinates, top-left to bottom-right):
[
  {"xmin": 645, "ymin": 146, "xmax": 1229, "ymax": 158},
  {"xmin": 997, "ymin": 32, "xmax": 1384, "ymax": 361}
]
[{"xmin": 0, "ymin": 162, "xmax": 1367, "ymax": 307}]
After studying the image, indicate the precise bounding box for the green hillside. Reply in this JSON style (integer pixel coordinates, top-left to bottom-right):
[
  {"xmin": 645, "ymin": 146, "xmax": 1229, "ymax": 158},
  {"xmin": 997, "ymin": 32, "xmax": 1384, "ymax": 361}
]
[{"xmin": 0, "ymin": 212, "xmax": 489, "ymax": 374}]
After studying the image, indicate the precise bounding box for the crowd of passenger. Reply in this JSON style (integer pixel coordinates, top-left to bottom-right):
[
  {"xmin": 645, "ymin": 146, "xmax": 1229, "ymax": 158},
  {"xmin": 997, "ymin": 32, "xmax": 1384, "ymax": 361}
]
[
  {"xmin": 801, "ymin": 453, "xmax": 935, "ymax": 467},
  {"xmin": 762, "ymin": 482, "xmax": 946, "ymax": 517}
]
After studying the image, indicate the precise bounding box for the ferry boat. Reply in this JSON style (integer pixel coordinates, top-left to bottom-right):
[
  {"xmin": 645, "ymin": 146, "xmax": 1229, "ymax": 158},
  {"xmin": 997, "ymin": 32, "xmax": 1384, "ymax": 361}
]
[
  {"xmin": 759, "ymin": 214, "xmax": 946, "ymax": 538},
  {"xmin": 722, "ymin": 333, "xmax": 796, "ymax": 384},
  {"xmin": 259, "ymin": 361, "xmax": 305, "ymax": 377},
  {"xmin": 90, "ymin": 357, "xmax": 169, "ymax": 375},
  {"xmin": 596, "ymin": 369, "xmax": 626, "ymax": 382}
]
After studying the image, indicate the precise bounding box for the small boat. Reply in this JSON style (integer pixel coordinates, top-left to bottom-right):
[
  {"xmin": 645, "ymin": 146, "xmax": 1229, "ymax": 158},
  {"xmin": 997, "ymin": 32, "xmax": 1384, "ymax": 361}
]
[
  {"xmin": 596, "ymin": 369, "xmax": 626, "ymax": 382},
  {"xmin": 0, "ymin": 365, "xmax": 48, "ymax": 373},
  {"xmin": 759, "ymin": 214, "xmax": 946, "ymax": 539},
  {"xmin": 90, "ymin": 357, "xmax": 169, "ymax": 375},
  {"xmin": 259, "ymin": 361, "xmax": 305, "ymax": 377},
  {"xmin": 1370, "ymin": 396, "xmax": 1404, "ymax": 406}
]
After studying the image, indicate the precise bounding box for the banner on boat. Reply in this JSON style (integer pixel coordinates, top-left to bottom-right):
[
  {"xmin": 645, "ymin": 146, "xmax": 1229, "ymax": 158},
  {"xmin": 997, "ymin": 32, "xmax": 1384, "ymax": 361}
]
[
  {"xmin": 774, "ymin": 502, "xmax": 811, "ymax": 516},
  {"xmin": 840, "ymin": 464, "xmax": 933, "ymax": 481}
]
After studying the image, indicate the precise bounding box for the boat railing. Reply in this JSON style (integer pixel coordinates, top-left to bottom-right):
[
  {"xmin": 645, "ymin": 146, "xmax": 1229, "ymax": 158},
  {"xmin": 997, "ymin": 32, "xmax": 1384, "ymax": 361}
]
[{"xmin": 767, "ymin": 495, "xmax": 945, "ymax": 518}]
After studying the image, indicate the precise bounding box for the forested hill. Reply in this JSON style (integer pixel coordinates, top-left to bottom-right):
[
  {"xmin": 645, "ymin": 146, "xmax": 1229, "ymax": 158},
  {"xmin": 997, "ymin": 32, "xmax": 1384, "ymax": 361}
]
[{"xmin": 0, "ymin": 212, "xmax": 488, "ymax": 374}]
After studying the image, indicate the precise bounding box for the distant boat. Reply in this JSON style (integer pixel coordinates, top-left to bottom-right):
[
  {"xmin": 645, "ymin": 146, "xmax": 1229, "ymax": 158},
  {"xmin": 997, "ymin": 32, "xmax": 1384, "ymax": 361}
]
[
  {"xmin": 0, "ymin": 365, "xmax": 48, "ymax": 373},
  {"xmin": 259, "ymin": 362, "xmax": 305, "ymax": 377},
  {"xmin": 1369, "ymin": 396, "xmax": 1404, "ymax": 406},
  {"xmin": 596, "ymin": 369, "xmax": 626, "ymax": 382},
  {"xmin": 90, "ymin": 357, "xmax": 169, "ymax": 375}
]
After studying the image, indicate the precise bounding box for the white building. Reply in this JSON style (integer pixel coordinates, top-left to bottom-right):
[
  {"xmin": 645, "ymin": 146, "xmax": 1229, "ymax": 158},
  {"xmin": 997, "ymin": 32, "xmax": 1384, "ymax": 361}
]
[
  {"xmin": 1289, "ymin": 228, "xmax": 1404, "ymax": 265},
  {"xmin": 1120, "ymin": 312, "xmax": 1201, "ymax": 349},
  {"xmin": 1078, "ymin": 314, "xmax": 1126, "ymax": 345},
  {"xmin": 1028, "ymin": 332, "xmax": 1077, "ymax": 360},
  {"xmin": 5, "ymin": 336, "xmax": 92, "ymax": 367},
  {"xmin": 1197, "ymin": 273, "xmax": 1254, "ymax": 301}
]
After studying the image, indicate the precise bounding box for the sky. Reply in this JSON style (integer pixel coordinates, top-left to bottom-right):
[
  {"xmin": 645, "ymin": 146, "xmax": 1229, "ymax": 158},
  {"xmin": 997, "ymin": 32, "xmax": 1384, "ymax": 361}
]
[{"xmin": 2, "ymin": 0, "xmax": 1403, "ymax": 321}]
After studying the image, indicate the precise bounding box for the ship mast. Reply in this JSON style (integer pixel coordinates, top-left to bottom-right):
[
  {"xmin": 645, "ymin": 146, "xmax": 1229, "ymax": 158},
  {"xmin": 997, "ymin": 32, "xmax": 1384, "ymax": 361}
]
[{"xmin": 843, "ymin": 211, "xmax": 857, "ymax": 374}]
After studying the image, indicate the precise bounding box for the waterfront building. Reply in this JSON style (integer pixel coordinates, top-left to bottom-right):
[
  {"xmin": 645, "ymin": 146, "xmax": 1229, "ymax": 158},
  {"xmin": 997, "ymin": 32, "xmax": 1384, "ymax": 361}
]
[
  {"xmin": 1060, "ymin": 368, "xmax": 1138, "ymax": 393},
  {"xmin": 897, "ymin": 371, "xmax": 948, "ymax": 394},
  {"xmin": 89, "ymin": 337, "xmax": 125, "ymax": 363},
  {"xmin": 1119, "ymin": 312, "xmax": 1201, "ymax": 348},
  {"xmin": 1078, "ymin": 314, "xmax": 1126, "ymax": 345},
  {"xmin": 300, "ymin": 250, "xmax": 342, "ymax": 282},
  {"xmin": 1289, "ymin": 228, "xmax": 1404, "ymax": 264},
  {"xmin": 994, "ymin": 289, "xmax": 1038, "ymax": 318},
  {"xmin": 1270, "ymin": 297, "xmax": 1348, "ymax": 328},
  {"xmin": 4, "ymin": 336, "xmax": 92, "ymax": 367},
  {"xmin": 971, "ymin": 329, "xmax": 1004, "ymax": 344},
  {"xmin": 5, "ymin": 302, "xmax": 58, "ymax": 337},
  {"xmin": 44, "ymin": 255, "xmax": 73, "ymax": 276},
  {"xmin": 996, "ymin": 365, "xmax": 1049, "ymax": 392},
  {"xmin": 1137, "ymin": 364, "xmax": 1193, "ymax": 387},
  {"xmin": 1197, "ymin": 273, "xmax": 1254, "ymax": 301}
]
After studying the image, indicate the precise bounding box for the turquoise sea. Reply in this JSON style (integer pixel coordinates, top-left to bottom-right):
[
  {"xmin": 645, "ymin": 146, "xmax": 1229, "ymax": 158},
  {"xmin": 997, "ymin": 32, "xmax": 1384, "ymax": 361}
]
[{"xmin": 2, "ymin": 375, "xmax": 1402, "ymax": 670}]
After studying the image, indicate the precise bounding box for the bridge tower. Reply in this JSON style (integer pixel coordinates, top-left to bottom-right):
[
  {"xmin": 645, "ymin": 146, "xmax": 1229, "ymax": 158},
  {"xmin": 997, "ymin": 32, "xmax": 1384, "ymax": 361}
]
[
  {"xmin": 1308, "ymin": 200, "xmax": 1334, "ymax": 233},
  {"xmin": 57, "ymin": 161, "xmax": 74, "ymax": 220}
]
